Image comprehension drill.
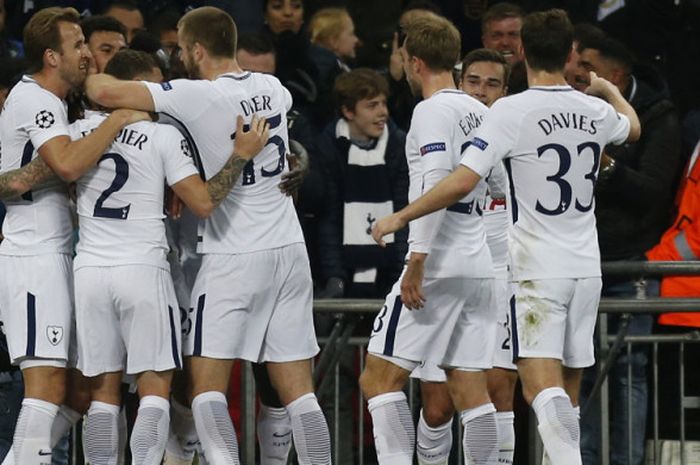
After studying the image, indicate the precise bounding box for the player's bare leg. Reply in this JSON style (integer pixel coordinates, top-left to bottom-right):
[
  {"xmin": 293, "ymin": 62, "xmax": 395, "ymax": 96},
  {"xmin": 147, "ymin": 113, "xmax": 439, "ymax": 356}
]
[
  {"xmin": 518, "ymin": 358, "xmax": 581, "ymax": 465},
  {"xmin": 186, "ymin": 356, "xmax": 239, "ymax": 465},
  {"xmin": 417, "ymin": 382, "xmax": 454, "ymax": 465},
  {"xmin": 487, "ymin": 368, "xmax": 518, "ymax": 465},
  {"xmin": 267, "ymin": 359, "xmax": 331, "ymax": 465},
  {"xmin": 445, "ymin": 369, "xmax": 499, "ymax": 465},
  {"xmin": 359, "ymin": 354, "xmax": 413, "ymax": 465}
]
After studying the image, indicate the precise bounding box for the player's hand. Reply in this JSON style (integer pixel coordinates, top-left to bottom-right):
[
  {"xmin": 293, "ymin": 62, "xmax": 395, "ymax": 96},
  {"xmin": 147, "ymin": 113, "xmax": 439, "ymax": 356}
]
[
  {"xmin": 112, "ymin": 108, "xmax": 152, "ymax": 126},
  {"xmin": 372, "ymin": 213, "xmax": 406, "ymax": 247},
  {"xmin": 400, "ymin": 255, "xmax": 426, "ymax": 310},
  {"xmin": 166, "ymin": 187, "xmax": 184, "ymax": 219},
  {"xmin": 389, "ymin": 32, "xmax": 404, "ymax": 82},
  {"xmin": 235, "ymin": 114, "xmax": 270, "ymax": 160},
  {"xmin": 279, "ymin": 139, "xmax": 309, "ymax": 196},
  {"xmin": 584, "ymin": 71, "xmax": 620, "ymax": 100}
]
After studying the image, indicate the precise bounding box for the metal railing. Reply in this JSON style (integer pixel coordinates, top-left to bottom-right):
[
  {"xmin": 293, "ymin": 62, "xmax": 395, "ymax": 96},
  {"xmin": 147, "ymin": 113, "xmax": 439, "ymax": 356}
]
[{"xmin": 237, "ymin": 261, "xmax": 700, "ymax": 465}]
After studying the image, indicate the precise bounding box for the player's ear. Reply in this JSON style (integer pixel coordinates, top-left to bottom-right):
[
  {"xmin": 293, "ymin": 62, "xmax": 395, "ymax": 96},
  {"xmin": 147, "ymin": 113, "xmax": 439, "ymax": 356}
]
[{"xmin": 44, "ymin": 48, "xmax": 59, "ymax": 68}]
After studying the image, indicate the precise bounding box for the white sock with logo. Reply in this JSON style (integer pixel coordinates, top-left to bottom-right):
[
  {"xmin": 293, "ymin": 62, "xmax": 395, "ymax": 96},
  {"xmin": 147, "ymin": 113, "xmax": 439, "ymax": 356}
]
[{"xmin": 257, "ymin": 404, "xmax": 292, "ymax": 465}]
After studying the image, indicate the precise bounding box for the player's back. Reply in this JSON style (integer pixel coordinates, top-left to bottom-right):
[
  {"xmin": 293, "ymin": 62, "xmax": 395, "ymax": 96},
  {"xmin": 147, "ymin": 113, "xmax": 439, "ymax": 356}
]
[
  {"xmin": 485, "ymin": 85, "xmax": 630, "ymax": 279},
  {"xmin": 145, "ymin": 71, "xmax": 303, "ymax": 255},
  {"xmin": 72, "ymin": 112, "xmax": 197, "ymax": 270},
  {"xmin": 406, "ymin": 90, "xmax": 492, "ymax": 278},
  {"xmin": 0, "ymin": 77, "xmax": 73, "ymax": 255}
]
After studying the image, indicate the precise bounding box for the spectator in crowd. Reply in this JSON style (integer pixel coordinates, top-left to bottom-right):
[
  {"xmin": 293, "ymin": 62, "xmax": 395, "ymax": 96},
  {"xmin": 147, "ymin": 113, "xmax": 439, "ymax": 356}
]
[
  {"xmin": 577, "ymin": 33, "xmax": 683, "ymax": 465},
  {"xmin": 564, "ymin": 23, "xmax": 606, "ymax": 92},
  {"xmin": 646, "ymin": 134, "xmax": 700, "ymax": 441},
  {"xmin": 80, "ymin": 15, "xmax": 127, "ymax": 73},
  {"xmin": 237, "ymin": 32, "xmax": 277, "ymax": 75},
  {"xmin": 481, "ymin": 2, "xmax": 527, "ymax": 94},
  {"xmin": 263, "ymin": 0, "xmax": 319, "ymax": 120},
  {"xmin": 104, "ymin": 0, "xmax": 144, "ymax": 43},
  {"xmin": 387, "ymin": 2, "xmax": 441, "ymax": 131},
  {"xmin": 147, "ymin": 8, "xmax": 180, "ymax": 57},
  {"xmin": 316, "ymin": 68, "xmax": 408, "ymax": 299},
  {"xmin": 0, "ymin": 0, "xmax": 22, "ymax": 59},
  {"xmin": 308, "ymin": 8, "xmax": 360, "ymax": 128}
]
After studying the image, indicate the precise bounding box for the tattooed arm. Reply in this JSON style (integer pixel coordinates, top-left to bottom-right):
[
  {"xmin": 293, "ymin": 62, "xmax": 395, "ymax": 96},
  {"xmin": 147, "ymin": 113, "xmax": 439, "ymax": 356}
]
[
  {"xmin": 171, "ymin": 115, "xmax": 270, "ymax": 218},
  {"xmin": 0, "ymin": 157, "xmax": 58, "ymax": 200}
]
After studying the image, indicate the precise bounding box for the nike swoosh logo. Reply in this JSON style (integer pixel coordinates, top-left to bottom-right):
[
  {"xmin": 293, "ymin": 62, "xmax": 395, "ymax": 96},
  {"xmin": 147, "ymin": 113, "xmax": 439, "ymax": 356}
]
[
  {"xmin": 38, "ymin": 451, "xmax": 52, "ymax": 456},
  {"xmin": 272, "ymin": 431, "xmax": 292, "ymax": 438}
]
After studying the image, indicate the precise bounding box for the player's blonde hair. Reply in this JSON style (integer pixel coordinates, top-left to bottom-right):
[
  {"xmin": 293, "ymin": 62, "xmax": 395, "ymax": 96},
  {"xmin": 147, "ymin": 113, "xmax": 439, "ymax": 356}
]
[
  {"xmin": 178, "ymin": 6, "xmax": 237, "ymax": 58},
  {"xmin": 309, "ymin": 8, "xmax": 352, "ymax": 49},
  {"xmin": 23, "ymin": 7, "xmax": 81, "ymax": 73},
  {"xmin": 404, "ymin": 14, "xmax": 461, "ymax": 72}
]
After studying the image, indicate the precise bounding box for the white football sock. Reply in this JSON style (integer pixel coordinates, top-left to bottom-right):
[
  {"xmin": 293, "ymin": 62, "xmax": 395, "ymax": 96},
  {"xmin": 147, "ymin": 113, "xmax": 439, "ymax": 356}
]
[
  {"xmin": 164, "ymin": 397, "xmax": 199, "ymax": 464},
  {"xmin": 130, "ymin": 395, "xmax": 170, "ymax": 465},
  {"xmin": 191, "ymin": 391, "xmax": 239, "ymax": 465},
  {"xmin": 367, "ymin": 391, "xmax": 414, "ymax": 465},
  {"xmin": 257, "ymin": 404, "xmax": 292, "ymax": 465},
  {"xmin": 12, "ymin": 398, "xmax": 59, "ymax": 465},
  {"xmin": 416, "ymin": 409, "xmax": 452, "ymax": 465},
  {"xmin": 286, "ymin": 393, "xmax": 331, "ymax": 465},
  {"xmin": 84, "ymin": 401, "xmax": 120, "ymax": 465},
  {"xmin": 495, "ymin": 411, "xmax": 515, "ymax": 465},
  {"xmin": 460, "ymin": 403, "xmax": 499, "ymax": 465},
  {"xmin": 532, "ymin": 387, "xmax": 581, "ymax": 465}
]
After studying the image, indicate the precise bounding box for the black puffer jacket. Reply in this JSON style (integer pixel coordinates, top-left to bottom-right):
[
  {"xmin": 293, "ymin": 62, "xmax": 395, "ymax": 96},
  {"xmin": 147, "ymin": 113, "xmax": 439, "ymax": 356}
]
[{"xmin": 595, "ymin": 64, "xmax": 683, "ymax": 261}]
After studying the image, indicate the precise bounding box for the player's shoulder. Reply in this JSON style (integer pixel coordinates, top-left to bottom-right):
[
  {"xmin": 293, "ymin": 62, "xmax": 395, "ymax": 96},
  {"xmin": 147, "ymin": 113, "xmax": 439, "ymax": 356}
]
[{"xmin": 6, "ymin": 76, "xmax": 61, "ymax": 111}]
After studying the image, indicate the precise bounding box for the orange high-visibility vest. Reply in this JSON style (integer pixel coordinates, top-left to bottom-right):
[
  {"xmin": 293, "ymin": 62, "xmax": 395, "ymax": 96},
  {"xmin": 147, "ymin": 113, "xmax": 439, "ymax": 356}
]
[{"xmin": 647, "ymin": 141, "xmax": 700, "ymax": 327}]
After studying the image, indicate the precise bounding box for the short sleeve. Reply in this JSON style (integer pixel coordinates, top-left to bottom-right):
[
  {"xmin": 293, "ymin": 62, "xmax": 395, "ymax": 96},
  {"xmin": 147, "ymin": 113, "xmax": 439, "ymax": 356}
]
[
  {"xmin": 144, "ymin": 79, "xmax": 212, "ymax": 122},
  {"xmin": 601, "ymin": 103, "xmax": 631, "ymax": 146},
  {"xmin": 17, "ymin": 93, "xmax": 70, "ymax": 150},
  {"xmin": 460, "ymin": 100, "xmax": 517, "ymax": 177},
  {"xmin": 410, "ymin": 103, "xmax": 455, "ymax": 173},
  {"xmin": 157, "ymin": 126, "xmax": 200, "ymax": 186}
]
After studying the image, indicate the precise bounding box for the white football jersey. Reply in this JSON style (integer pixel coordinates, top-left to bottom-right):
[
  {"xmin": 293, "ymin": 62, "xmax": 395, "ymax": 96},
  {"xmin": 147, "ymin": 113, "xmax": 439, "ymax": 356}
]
[
  {"xmin": 71, "ymin": 112, "xmax": 198, "ymax": 269},
  {"xmin": 144, "ymin": 71, "xmax": 304, "ymax": 254},
  {"xmin": 461, "ymin": 85, "xmax": 631, "ymax": 280},
  {"xmin": 483, "ymin": 162, "xmax": 510, "ymax": 275},
  {"xmin": 406, "ymin": 89, "xmax": 493, "ymax": 278},
  {"xmin": 0, "ymin": 76, "xmax": 73, "ymax": 255}
]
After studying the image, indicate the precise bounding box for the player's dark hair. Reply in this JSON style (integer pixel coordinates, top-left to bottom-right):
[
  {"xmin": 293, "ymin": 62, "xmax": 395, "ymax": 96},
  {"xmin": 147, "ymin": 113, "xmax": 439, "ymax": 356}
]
[
  {"xmin": 481, "ymin": 2, "xmax": 523, "ymax": 32},
  {"xmin": 104, "ymin": 49, "xmax": 157, "ymax": 80},
  {"xmin": 237, "ymin": 33, "xmax": 276, "ymax": 56},
  {"xmin": 578, "ymin": 32, "xmax": 635, "ymax": 74},
  {"xmin": 460, "ymin": 48, "xmax": 510, "ymax": 85},
  {"xmin": 148, "ymin": 8, "xmax": 180, "ymax": 38},
  {"xmin": 404, "ymin": 15, "xmax": 461, "ymax": 72},
  {"xmin": 334, "ymin": 68, "xmax": 388, "ymax": 114},
  {"xmin": 80, "ymin": 15, "xmax": 127, "ymax": 42},
  {"xmin": 23, "ymin": 7, "xmax": 81, "ymax": 73},
  {"xmin": 573, "ymin": 23, "xmax": 605, "ymax": 49},
  {"xmin": 178, "ymin": 6, "xmax": 237, "ymax": 59},
  {"xmin": 520, "ymin": 9, "xmax": 573, "ymax": 73}
]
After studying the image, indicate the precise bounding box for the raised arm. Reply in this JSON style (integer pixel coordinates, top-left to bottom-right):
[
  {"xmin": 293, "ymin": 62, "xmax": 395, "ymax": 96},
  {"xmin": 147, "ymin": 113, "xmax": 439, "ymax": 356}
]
[
  {"xmin": 39, "ymin": 109, "xmax": 150, "ymax": 182},
  {"xmin": 586, "ymin": 71, "xmax": 641, "ymax": 143},
  {"xmin": 85, "ymin": 73, "xmax": 156, "ymax": 112},
  {"xmin": 171, "ymin": 115, "xmax": 270, "ymax": 218},
  {"xmin": 372, "ymin": 164, "xmax": 482, "ymax": 246}
]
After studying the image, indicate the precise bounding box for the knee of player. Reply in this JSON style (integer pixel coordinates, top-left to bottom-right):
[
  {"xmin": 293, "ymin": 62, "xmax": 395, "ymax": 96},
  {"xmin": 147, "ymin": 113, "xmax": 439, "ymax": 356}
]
[{"xmin": 421, "ymin": 397, "xmax": 455, "ymax": 426}]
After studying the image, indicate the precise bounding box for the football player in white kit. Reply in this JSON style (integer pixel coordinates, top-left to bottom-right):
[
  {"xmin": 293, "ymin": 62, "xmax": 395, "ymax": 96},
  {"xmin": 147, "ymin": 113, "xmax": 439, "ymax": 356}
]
[
  {"xmin": 69, "ymin": 50, "xmax": 268, "ymax": 465},
  {"xmin": 85, "ymin": 7, "xmax": 332, "ymax": 465},
  {"xmin": 359, "ymin": 14, "xmax": 501, "ymax": 465},
  {"xmin": 409, "ymin": 48, "xmax": 515, "ymax": 465},
  {"xmin": 0, "ymin": 8, "xmax": 149, "ymax": 465},
  {"xmin": 372, "ymin": 9, "xmax": 641, "ymax": 465}
]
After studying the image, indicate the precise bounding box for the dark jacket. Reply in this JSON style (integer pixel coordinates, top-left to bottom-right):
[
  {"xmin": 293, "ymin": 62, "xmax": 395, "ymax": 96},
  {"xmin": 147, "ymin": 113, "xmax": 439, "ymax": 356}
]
[
  {"xmin": 316, "ymin": 119, "xmax": 408, "ymax": 298},
  {"xmin": 596, "ymin": 64, "xmax": 683, "ymax": 261}
]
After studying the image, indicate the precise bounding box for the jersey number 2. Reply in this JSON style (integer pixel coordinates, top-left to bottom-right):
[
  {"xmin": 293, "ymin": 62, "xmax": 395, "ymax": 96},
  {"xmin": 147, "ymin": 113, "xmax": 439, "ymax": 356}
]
[{"xmin": 93, "ymin": 153, "xmax": 131, "ymax": 220}]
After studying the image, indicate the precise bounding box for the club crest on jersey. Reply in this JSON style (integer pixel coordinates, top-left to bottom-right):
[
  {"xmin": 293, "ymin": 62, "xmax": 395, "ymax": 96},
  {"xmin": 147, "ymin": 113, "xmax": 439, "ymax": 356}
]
[
  {"xmin": 160, "ymin": 81, "xmax": 173, "ymax": 91},
  {"xmin": 35, "ymin": 110, "xmax": 55, "ymax": 129},
  {"xmin": 420, "ymin": 142, "xmax": 446, "ymax": 156},
  {"xmin": 471, "ymin": 137, "xmax": 489, "ymax": 150},
  {"xmin": 46, "ymin": 326, "xmax": 63, "ymax": 346}
]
